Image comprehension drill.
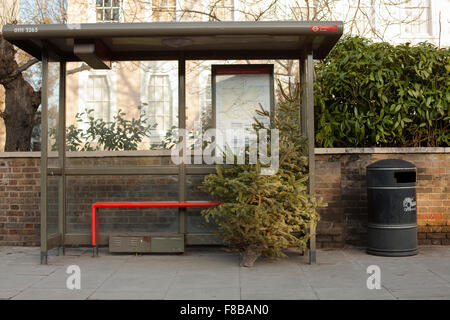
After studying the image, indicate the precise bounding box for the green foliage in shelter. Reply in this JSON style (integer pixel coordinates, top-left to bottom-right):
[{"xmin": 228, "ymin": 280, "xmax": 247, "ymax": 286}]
[{"xmin": 49, "ymin": 107, "xmax": 157, "ymax": 151}]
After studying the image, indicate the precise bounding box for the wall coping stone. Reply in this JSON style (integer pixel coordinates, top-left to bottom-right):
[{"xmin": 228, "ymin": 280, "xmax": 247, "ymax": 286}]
[
  {"xmin": 0, "ymin": 147, "xmax": 448, "ymax": 158},
  {"xmin": 315, "ymin": 147, "xmax": 449, "ymax": 154},
  {"xmin": 0, "ymin": 150, "xmax": 172, "ymax": 158}
]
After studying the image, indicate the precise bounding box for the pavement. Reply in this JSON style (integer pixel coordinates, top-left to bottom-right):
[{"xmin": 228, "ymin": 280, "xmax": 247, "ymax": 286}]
[{"xmin": 0, "ymin": 245, "xmax": 449, "ymax": 300}]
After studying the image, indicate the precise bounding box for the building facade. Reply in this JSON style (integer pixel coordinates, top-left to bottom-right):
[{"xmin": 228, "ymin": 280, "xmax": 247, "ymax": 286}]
[
  {"xmin": 0, "ymin": 1, "xmax": 448, "ymax": 248},
  {"xmin": 1, "ymin": 0, "xmax": 449, "ymax": 151},
  {"xmin": 59, "ymin": 0, "xmax": 450, "ymax": 152}
]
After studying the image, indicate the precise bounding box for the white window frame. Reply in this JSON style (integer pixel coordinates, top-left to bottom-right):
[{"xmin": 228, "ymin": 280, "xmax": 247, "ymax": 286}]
[
  {"xmin": 78, "ymin": 67, "xmax": 117, "ymax": 133},
  {"xmin": 145, "ymin": 0, "xmax": 181, "ymax": 22},
  {"xmin": 88, "ymin": 0, "xmax": 125, "ymax": 23},
  {"xmin": 199, "ymin": 67, "xmax": 212, "ymax": 116},
  {"xmin": 147, "ymin": 74, "xmax": 173, "ymax": 136},
  {"xmin": 400, "ymin": 0, "xmax": 433, "ymax": 38},
  {"xmin": 86, "ymin": 75, "xmax": 111, "ymax": 121},
  {"xmin": 140, "ymin": 62, "xmax": 178, "ymax": 142}
]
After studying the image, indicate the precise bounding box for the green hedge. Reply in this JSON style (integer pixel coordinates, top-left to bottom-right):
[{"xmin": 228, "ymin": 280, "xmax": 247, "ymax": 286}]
[{"xmin": 314, "ymin": 36, "xmax": 449, "ymax": 147}]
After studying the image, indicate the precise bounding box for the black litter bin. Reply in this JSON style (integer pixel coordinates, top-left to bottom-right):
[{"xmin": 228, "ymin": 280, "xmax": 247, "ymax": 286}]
[{"xmin": 366, "ymin": 159, "xmax": 418, "ymax": 256}]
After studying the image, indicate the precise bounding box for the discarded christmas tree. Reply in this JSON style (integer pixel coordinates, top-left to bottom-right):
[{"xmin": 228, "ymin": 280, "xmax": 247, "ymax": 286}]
[{"xmin": 200, "ymin": 83, "xmax": 325, "ymax": 267}]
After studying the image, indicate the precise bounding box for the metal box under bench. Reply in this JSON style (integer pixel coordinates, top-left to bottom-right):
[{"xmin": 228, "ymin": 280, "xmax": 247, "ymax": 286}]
[{"xmin": 108, "ymin": 233, "xmax": 184, "ymax": 253}]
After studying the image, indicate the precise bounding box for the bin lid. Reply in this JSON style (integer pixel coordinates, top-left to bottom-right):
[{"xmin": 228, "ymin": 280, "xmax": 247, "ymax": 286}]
[{"xmin": 367, "ymin": 159, "xmax": 415, "ymax": 169}]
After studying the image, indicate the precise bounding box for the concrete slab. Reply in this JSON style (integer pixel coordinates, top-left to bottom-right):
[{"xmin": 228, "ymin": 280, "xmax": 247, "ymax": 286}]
[
  {"xmin": 170, "ymin": 272, "xmax": 240, "ymax": 289},
  {"xmin": 0, "ymin": 290, "xmax": 21, "ymax": 299},
  {"xmin": 380, "ymin": 271, "xmax": 448, "ymax": 289},
  {"xmin": 0, "ymin": 275, "xmax": 44, "ymax": 291},
  {"xmin": 0, "ymin": 264, "xmax": 59, "ymax": 276},
  {"xmin": 300, "ymin": 264, "xmax": 368, "ymax": 288},
  {"xmin": 241, "ymin": 288, "xmax": 317, "ymax": 300},
  {"xmin": 240, "ymin": 272, "xmax": 311, "ymax": 289},
  {"xmin": 165, "ymin": 287, "xmax": 241, "ymax": 300},
  {"xmin": 0, "ymin": 246, "xmax": 448, "ymax": 300},
  {"xmin": 413, "ymin": 260, "xmax": 450, "ymax": 283},
  {"xmin": 12, "ymin": 288, "xmax": 95, "ymax": 300},
  {"xmin": 88, "ymin": 290, "xmax": 167, "ymax": 300},
  {"xmin": 30, "ymin": 268, "xmax": 116, "ymax": 290},
  {"xmin": 98, "ymin": 273, "xmax": 173, "ymax": 292},
  {"xmin": 314, "ymin": 287, "xmax": 396, "ymax": 300},
  {"xmin": 389, "ymin": 286, "xmax": 450, "ymax": 300}
]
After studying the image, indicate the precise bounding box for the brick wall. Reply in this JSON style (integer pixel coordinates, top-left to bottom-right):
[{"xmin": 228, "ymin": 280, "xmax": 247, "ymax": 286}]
[
  {"xmin": 0, "ymin": 149, "xmax": 449, "ymax": 247},
  {"xmin": 315, "ymin": 148, "xmax": 450, "ymax": 248},
  {"xmin": 0, "ymin": 156, "xmax": 40, "ymax": 246}
]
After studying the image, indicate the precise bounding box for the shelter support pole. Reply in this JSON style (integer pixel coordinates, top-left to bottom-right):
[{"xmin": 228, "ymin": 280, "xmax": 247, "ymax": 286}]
[
  {"xmin": 57, "ymin": 61, "xmax": 66, "ymax": 256},
  {"xmin": 40, "ymin": 50, "xmax": 49, "ymax": 264},
  {"xmin": 300, "ymin": 53, "xmax": 316, "ymax": 264},
  {"xmin": 178, "ymin": 59, "xmax": 186, "ymax": 238}
]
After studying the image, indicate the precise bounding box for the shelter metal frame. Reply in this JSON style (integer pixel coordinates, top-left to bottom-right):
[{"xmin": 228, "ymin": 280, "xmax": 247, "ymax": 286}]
[{"xmin": 2, "ymin": 21, "xmax": 344, "ymax": 264}]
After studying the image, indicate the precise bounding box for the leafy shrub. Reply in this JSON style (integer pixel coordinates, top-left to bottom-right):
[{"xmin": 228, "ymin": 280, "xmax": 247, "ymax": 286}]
[
  {"xmin": 49, "ymin": 107, "xmax": 156, "ymax": 151},
  {"xmin": 49, "ymin": 108, "xmax": 210, "ymax": 152},
  {"xmin": 315, "ymin": 36, "xmax": 449, "ymax": 147}
]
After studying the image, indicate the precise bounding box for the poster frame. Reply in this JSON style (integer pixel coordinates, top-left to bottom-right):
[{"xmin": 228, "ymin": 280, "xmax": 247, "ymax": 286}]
[{"xmin": 211, "ymin": 64, "xmax": 275, "ymax": 135}]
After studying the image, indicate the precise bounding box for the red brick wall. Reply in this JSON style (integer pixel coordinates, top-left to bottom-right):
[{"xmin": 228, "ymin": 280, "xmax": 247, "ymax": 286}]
[
  {"xmin": 0, "ymin": 157, "xmax": 40, "ymax": 246},
  {"xmin": 315, "ymin": 150, "xmax": 450, "ymax": 248},
  {"xmin": 0, "ymin": 150, "xmax": 449, "ymax": 247}
]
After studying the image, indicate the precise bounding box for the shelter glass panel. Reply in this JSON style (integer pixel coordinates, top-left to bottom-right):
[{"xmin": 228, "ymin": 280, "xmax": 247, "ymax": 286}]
[
  {"xmin": 47, "ymin": 175, "xmax": 61, "ymax": 237},
  {"xmin": 65, "ymin": 175, "xmax": 179, "ymax": 234},
  {"xmin": 65, "ymin": 60, "xmax": 179, "ymax": 166},
  {"xmin": 47, "ymin": 62, "xmax": 61, "ymax": 168},
  {"xmin": 186, "ymin": 175, "xmax": 218, "ymax": 234}
]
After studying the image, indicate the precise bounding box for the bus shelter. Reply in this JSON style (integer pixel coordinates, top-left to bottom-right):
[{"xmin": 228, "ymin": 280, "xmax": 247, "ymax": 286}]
[{"xmin": 2, "ymin": 21, "xmax": 343, "ymax": 264}]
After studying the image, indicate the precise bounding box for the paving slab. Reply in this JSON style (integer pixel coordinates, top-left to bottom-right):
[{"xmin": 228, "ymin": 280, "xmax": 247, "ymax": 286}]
[
  {"xmin": 0, "ymin": 290, "xmax": 22, "ymax": 300},
  {"xmin": 12, "ymin": 288, "xmax": 95, "ymax": 300},
  {"xmin": 300, "ymin": 264, "xmax": 368, "ymax": 289},
  {"xmin": 240, "ymin": 272, "xmax": 311, "ymax": 290},
  {"xmin": 0, "ymin": 275, "xmax": 44, "ymax": 291},
  {"xmin": 170, "ymin": 272, "xmax": 240, "ymax": 289},
  {"xmin": 165, "ymin": 287, "xmax": 241, "ymax": 300},
  {"xmin": 388, "ymin": 286, "xmax": 450, "ymax": 300},
  {"xmin": 241, "ymin": 286, "xmax": 318, "ymax": 300},
  {"xmin": 0, "ymin": 246, "xmax": 448, "ymax": 300},
  {"xmin": 0, "ymin": 264, "xmax": 59, "ymax": 276},
  {"xmin": 413, "ymin": 260, "xmax": 450, "ymax": 283},
  {"xmin": 30, "ymin": 267, "xmax": 117, "ymax": 290},
  {"xmin": 380, "ymin": 271, "xmax": 448, "ymax": 290},
  {"xmin": 314, "ymin": 287, "xmax": 395, "ymax": 300},
  {"xmin": 88, "ymin": 290, "xmax": 167, "ymax": 300},
  {"xmin": 97, "ymin": 273, "xmax": 174, "ymax": 292}
]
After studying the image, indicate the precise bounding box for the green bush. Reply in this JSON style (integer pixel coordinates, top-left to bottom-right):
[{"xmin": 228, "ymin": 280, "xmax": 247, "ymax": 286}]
[
  {"xmin": 49, "ymin": 107, "xmax": 156, "ymax": 151},
  {"xmin": 315, "ymin": 36, "xmax": 450, "ymax": 147}
]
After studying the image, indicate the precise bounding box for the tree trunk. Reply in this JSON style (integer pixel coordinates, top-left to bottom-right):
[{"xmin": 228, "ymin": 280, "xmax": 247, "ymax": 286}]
[
  {"xmin": 3, "ymin": 76, "xmax": 41, "ymax": 151},
  {"xmin": 242, "ymin": 245, "xmax": 263, "ymax": 267},
  {"xmin": 0, "ymin": 37, "xmax": 41, "ymax": 151}
]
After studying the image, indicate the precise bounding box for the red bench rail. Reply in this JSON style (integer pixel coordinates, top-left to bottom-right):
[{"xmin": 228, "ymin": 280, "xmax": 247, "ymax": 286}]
[{"xmin": 91, "ymin": 201, "xmax": 221, "ymax": 247}]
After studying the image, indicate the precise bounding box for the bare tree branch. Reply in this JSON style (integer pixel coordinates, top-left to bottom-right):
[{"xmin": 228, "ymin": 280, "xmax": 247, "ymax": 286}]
[{"xmin": 67, "ymin": 63, "xmax": 91, "ymax": 75}]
